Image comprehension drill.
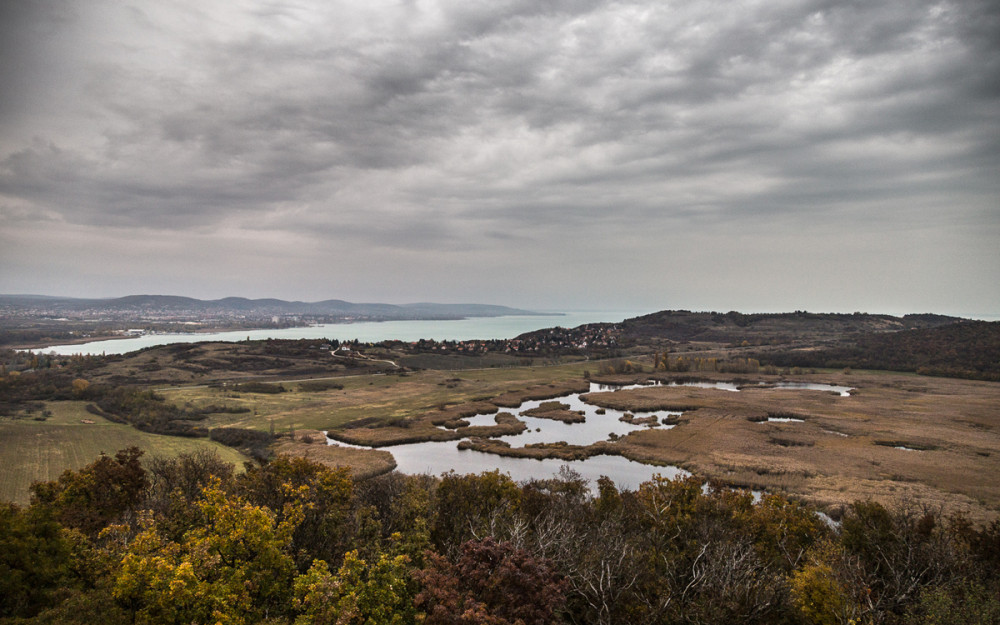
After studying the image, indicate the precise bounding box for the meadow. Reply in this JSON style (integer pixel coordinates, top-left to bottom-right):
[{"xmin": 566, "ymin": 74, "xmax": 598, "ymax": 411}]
[
  {"xmin": 0, "ymin": 400, "xmax": 245, "ymax": 505},
  {"xmin": 156, "ymin": 362, "xmax": 595, "ymax": 432}
]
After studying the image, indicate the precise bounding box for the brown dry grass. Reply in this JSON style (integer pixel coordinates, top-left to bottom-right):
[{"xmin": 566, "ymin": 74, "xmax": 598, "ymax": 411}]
[
  {"xmin": 160, "ymin": 364, "xmax": 1000, "ymax": 521},
  {"xmin": 159, "ymin": 366, "xmax": 593, "ymax": 434},
  {"xmin": 272, "ymin": 429, "xmax": 396, "ymax": 479},
  {"xmin": 458, "ymin": 413, "xmax": 528, "ymax": 437},
  {"xmin": 521, "ymin": 401, "xmax": 586, "ymax": 423},
  {"xmin": 457, "ymin": 438, "xmax": 621, "ymax": 461},
  {"xmin": 583, "ymin": 372, "xmax": 1000, "ymax": 521},
  {"xmin": 332, "ymin": 408, "xmax": 530, "ymax": 447},
  {"xmin": 300, "ymin": 380, "xmax": 594, "ymax": 447},
  {"xmin": 492, "ymin": 380, "xmax": 591, "ymax": 407}
]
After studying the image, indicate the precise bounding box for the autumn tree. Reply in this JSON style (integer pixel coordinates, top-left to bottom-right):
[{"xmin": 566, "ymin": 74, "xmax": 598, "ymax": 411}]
[
  {"xmin": 431, "ymin": 471, "xmax": 521, "ymax": 552},
  {"xmin": 834, "ymin": 500, "xmax": 965, "ymax": 623},
  {"xmin": 354, "ymin": 472, "xmax": 435, "ymax": 563},
  {"xmin": 0, "ymin": 503, "xmax": 77, "ymax": 618},
  {"xmin": 113, "ymin": 479, "xmax": 300, "ymax": 624},
  {"xmin": 294, "ymin": 550, "xmax": 419, "ymax": 625},
  {"xmin": 71, "ymin": 377, "xmax": 91, "ymax": 397},
  {"xmin": 30, "ymin": 446, "xmax": 149, "ymax": 536},
  {"xmin": 144, "ymin": 450, "xmax": 237, "ymax": 542},
  {"xmin": 415, "ymin": 537, "xmax": 567, "ymax": 625},
  {"xmin": 631, "ymin": 476, "xmax": 805, "ymax": 623},
  {"xmin": 788, "ymin": 540, "xmax": 855, "ymax": 625},
  {"xmin": 238, "ymin": 455, "xmax": 354, "ymax": 570}
]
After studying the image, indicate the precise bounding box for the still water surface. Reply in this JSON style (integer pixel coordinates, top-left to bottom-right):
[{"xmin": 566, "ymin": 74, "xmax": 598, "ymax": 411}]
[
  {"xmin": 34, "ymin": 310, "xmax": 651, "ymax": 355},
  {"xmin": 328, "ymin": 380, "xmax": 853, "ymax": 489}
]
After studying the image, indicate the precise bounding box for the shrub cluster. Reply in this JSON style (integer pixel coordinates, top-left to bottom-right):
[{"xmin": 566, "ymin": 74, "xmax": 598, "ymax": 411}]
[
  {"xmin": 209, "ymin": 427, "xmax": 274, "ymax": 460},
  {"xmin": 233, "ymin": 381, "xmax": 287, "ymax": 394},
  {"xmin": 3, "ymin": 450, "xmax": 998, "ymax": 625},
  {"xmin": 91, "ymin": 386, "xmax": 209, "ymax": 437},
  {"xmin": 298, "ymin": 380, "xmax": 345, "ymax": 392},
  {"xmin": 759, "ymin": 321, "xmax": 1000, "ymax": 381}
]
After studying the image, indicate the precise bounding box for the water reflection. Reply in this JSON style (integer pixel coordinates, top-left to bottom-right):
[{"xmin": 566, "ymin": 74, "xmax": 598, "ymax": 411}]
[
  {"xmin": 450, "ymin": 388, "xmax": 678, "ymax": 447},
  {"xmin": 598, "ymin": 380, "xmax": 851, "ymax": 396},
  {"xmin": 384, "ymin": 442, "xmax": 688, "ymax": 490},
  {"xmin": 326, "ymin": 379, "xmax": 852, "ymax": 487}
]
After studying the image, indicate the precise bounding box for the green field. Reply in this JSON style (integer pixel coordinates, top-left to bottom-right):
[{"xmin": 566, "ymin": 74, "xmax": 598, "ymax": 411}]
[
  {"xmin": 0, "ymin": 401, "xmax": 247, "ymax": 505},
  {"xmin": 0, "ymin": 363, "xmax": 596, "ymax": 506},
  {"xmin": 157, "ymin": 361, "xmax": 599, "ymax": 433}
]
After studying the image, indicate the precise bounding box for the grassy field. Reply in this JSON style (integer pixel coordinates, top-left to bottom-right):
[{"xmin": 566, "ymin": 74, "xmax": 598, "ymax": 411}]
[
  {"xmin": 0, "ymin": 401, "xmax": 246, "ymax": 505},
  {"xmin": 157, "ymin": 362, "xmax": 597, "ymax": 433}
]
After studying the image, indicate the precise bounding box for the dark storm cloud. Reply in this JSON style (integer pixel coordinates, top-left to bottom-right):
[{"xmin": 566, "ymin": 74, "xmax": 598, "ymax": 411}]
[{"xmin": 1, "ymin": 0, "xmax": 997, "ymax": 311}]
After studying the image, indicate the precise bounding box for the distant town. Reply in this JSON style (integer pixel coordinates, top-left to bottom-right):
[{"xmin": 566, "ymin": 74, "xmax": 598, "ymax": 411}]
[
  {"xmin": 370, "ymin": 323, "xmax": 622, "ymax": 357},
  {"xmin": 0, "ymin": 294, "xmax": 550, "ymax": 348}
]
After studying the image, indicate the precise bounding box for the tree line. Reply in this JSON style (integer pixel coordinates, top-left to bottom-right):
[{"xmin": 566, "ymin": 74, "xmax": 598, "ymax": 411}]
[
  {"xmin": 758, "ymin": 321, "xmax": 1000, "ymax": 381},
  {"xmin": 1, "ymin": 370, "xmax": 272, "ymax": 458},
  {"xmin": 2, "ymin": 448, "xmax": 998, "ymax": 625}
]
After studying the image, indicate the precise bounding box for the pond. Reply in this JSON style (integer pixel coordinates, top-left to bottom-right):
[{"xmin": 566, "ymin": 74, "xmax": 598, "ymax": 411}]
[
  {"xmin": 368, "ymin": 442, "xmax": 689, "ymax": 489},
  {"xmin": 327, "ymin": 380, "xmax": 854, "ymax": 489},
  {"xmin": 462, "ymin": 394, "xmax": 680, "ymax": 448},
  {"xmin": 596, "ymin": 380, "xmax": 852, "ymax": 396}
]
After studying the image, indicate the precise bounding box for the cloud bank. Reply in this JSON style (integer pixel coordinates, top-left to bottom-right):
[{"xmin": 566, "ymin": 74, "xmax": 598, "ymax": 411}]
[{"xmin": 1, "ymin": 0, "xmax": 998, "ymax": 314}]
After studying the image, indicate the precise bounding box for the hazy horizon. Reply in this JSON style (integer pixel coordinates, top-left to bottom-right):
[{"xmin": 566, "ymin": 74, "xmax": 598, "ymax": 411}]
[
  {"xmin": 2, "ymin": 1, "xmax": 997, "ymax": 317},
  {"xmin": 6, "ymin": 291, "xmax": 999, "ymax": 321}
]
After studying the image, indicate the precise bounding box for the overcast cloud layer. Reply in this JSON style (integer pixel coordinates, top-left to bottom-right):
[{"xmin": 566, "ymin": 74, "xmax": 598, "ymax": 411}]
[{"xmin": 1, "ymin": 0, "xmax": 998, "ymax": 315}]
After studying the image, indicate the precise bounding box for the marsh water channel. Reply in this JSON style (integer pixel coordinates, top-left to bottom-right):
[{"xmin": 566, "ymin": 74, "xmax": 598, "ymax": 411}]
[{"xmin": 326, "ymin": 380, "xmax": 853, "ymax": 489}]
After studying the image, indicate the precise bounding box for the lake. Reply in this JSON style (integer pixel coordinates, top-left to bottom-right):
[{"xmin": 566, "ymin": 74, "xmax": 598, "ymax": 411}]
[{"xmin": 33, "ymin": 310, "xmax": 652, "ymax": 356}]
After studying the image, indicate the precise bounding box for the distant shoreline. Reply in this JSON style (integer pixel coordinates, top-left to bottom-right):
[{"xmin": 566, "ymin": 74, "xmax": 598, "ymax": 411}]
[
  {"xmin": 9, "ymin": 312, "xmax": 569, "ymax": 352},
  {"xmin": 17, "ymin": 311, "xmax": 642, "ymax": 356},
  {"xmin": 11, "ymin": 326, "xmax": 265, "ymax": 351}
]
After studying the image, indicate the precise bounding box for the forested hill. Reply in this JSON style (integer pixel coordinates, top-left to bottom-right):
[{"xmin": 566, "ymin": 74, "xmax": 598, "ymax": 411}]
[
  {"xmin": 512, "ymin": 310, "xmax": 966, "ymax": 356},
  {"xmin": 618, "ymin": 310, "xmax": 963, "ymax": 344},
  {"xmin": 761, "ymin": 320, "xmax": 1000, "ymax": 381},
  {"xmin": 614, "ymin": 310, "xmax": 998, "ymax": 380}
]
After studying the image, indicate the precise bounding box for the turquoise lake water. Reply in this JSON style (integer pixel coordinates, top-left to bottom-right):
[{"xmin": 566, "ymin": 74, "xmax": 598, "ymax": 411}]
[{"xmin": 35, "ymin": 310, "xmax": 654, "ymax": 355}]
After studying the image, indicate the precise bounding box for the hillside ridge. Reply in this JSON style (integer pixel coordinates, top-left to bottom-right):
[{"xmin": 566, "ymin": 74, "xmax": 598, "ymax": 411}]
[{"xmin": 0, "ymin": 294, "xmax": 549, "ymax": 319}]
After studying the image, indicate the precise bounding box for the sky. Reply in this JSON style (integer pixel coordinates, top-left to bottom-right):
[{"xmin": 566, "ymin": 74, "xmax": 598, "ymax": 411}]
[{"xmin": 1, "ymin": 0, "xmax": 998, "ymax": 316}]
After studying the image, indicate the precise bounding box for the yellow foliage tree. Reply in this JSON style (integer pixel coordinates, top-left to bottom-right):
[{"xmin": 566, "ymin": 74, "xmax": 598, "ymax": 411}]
[
  {"xmin": 293, "ymin": 550, "xmax": 417, "ymax": 625},
  {"xmin": 789, "ymin": 561, "xmax": 851, "ymax": 625},
  {"xmin": 113, "ymin": 479, "xmax": 302, "ymax": 625},
  {"xmin": 72, "ymin": 378, "xmax": 90, "ymax": 396}
]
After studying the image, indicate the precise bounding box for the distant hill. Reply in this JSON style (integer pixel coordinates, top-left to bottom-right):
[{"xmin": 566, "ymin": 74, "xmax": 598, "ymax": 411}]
[
  {"xmin": 617, "ymin": 310, "xmax": 963, "ymax": 344},
  {"xmin": 0, "ymin": 294, "xmax": 551, "ymax": 320},
  {"xmin": 514, "ymin": 309, "xmax": 967, "ymax": 350},
  {"xmin": 760, "ymin": 320, "xmax": 1000, "ymax": 381},
  {"xmin": 604, "ymin": 310, "xmax": 994, "ymax": 381}
]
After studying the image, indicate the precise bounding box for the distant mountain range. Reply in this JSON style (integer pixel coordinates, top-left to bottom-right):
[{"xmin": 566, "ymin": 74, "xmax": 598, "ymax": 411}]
[{"xmin": 0, "ymin": 294, "xmax": 554, "ymax": 320}]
